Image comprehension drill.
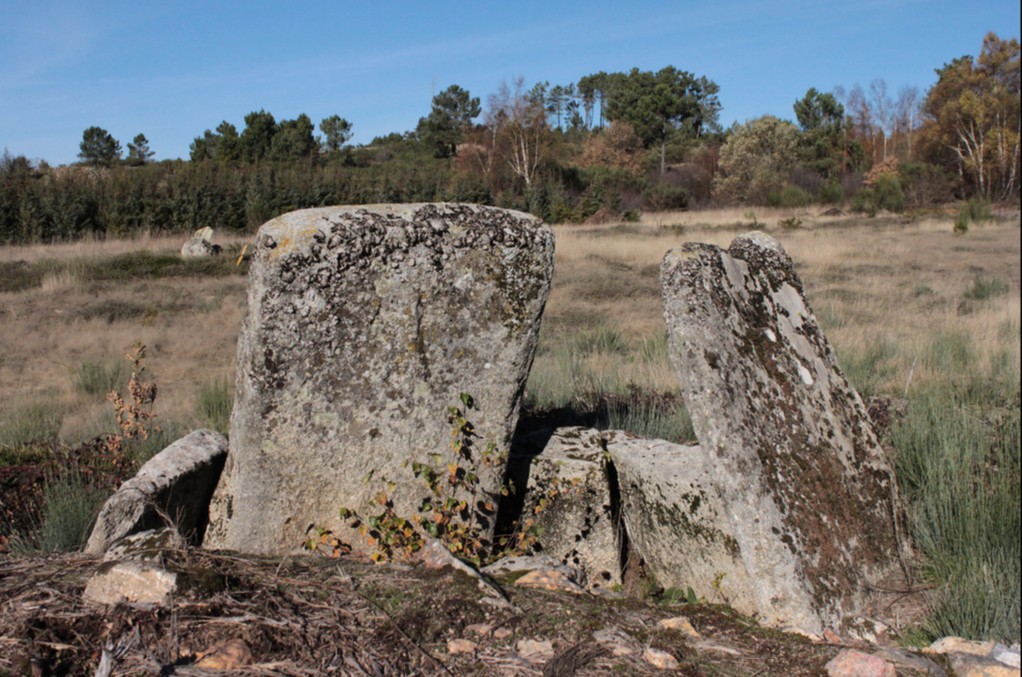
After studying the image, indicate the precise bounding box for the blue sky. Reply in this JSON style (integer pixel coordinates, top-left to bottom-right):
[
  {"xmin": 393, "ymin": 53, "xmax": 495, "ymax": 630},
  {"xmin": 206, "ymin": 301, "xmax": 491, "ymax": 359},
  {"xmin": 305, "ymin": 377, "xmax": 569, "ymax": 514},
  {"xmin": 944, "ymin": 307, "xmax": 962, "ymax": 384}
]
[{"xmin": 2, "ymin": 1, "xmax": 1019, "ymax": 166}]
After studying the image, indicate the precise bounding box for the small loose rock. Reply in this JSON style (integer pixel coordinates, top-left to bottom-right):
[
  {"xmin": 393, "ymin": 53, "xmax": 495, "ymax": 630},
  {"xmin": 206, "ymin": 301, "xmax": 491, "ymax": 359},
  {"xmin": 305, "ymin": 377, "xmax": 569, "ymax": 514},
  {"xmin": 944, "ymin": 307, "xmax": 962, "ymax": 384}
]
[
  {"xmin": 825, "ymin": 649, "xmax": 896, "ymax": 677},
  {"xmin": 642, "ymin": 647, "xmax": 680, "ymax": 670},
  {"xmin": 657, "ymin": 615, "xmax": 701, "ymax": 638},
  {"xmin": 446, "ymin": 639, "xmax": 477, "ymax": 655},
  {"xmin": 513, "ymin": 569, "xmax": 585, "ymax": 594},
  {"xmin": 516, "ymin": 639, "xmax": 555, "ymax": 661}
]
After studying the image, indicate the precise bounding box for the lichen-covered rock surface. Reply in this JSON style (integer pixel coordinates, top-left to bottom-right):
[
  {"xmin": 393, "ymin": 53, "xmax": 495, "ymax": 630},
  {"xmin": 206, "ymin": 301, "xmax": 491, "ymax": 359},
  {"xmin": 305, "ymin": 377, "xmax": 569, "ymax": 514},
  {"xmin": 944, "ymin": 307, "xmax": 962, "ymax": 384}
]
[
  {"xmin": 660, "ymin": 231, "xmax": 905, "ymax": 632},
  {"xmin": 204, "ymin": 204, "xmax": 554, "ymax": 555},
  {"xmin": 86, "ymin": 429, "xmax": 228, "ymax": 554},
  {"xmin": 603, "ymin": 431, "xmax": 754, "ymax": 610},
  {"xmin": 519, "ymin": 427, "xmax": 620, "ymax": 590}
]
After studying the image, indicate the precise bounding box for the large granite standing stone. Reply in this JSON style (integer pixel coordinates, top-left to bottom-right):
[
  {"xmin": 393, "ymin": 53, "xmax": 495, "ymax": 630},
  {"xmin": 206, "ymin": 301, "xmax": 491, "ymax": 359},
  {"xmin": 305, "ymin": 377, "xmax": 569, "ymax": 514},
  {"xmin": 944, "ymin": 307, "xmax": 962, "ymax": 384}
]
[
  {"xmin": 660, "ymin": 232, "xmax": 905, "ymax": 631},
  {"xmin": 204, "ymin": 204, "xmax": 554, "ymax": 555}
]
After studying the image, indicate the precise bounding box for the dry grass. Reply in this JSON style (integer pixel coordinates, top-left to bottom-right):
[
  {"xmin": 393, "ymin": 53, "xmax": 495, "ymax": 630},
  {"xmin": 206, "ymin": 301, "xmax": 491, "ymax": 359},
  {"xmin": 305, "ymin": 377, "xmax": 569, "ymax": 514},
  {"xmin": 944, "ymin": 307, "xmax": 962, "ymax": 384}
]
[
  {"xmin": 0, "ymin": 232, "xmax": 249, "ymax": 265},
  {"xmin": 542, "ymin": 212, "xmax": 1020, "ymax": 400},
  {"xmin": 0, "ymin": 209, "xmax": 1018, "ymax": 445}
]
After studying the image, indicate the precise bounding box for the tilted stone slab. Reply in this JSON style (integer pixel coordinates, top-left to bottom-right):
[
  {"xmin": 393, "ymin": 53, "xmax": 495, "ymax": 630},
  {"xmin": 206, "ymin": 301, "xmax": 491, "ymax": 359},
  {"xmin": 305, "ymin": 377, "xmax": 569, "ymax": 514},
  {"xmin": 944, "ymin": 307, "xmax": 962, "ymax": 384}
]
[
  {"xmin": 604, "ymin": 431, "xmax": 755, "ymax": 610},
  {"xmin": 660, "ymin": 231, "xmax": 904, "ymax": 631},
  {"xmin": 85, "ymin": 429, "xmax": 228, "ymax": 554},
  {"xmin": 204, "ymin": 204, "xmax": 554, "ymax": 555}
]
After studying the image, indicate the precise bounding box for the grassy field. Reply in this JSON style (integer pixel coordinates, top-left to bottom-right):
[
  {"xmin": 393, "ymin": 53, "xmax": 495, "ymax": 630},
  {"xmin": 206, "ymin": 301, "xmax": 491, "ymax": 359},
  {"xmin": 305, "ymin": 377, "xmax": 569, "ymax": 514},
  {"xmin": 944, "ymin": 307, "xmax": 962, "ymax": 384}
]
[{"xmin": 1, "ymin": 207, "xmax": 1018, "ymax": 642}]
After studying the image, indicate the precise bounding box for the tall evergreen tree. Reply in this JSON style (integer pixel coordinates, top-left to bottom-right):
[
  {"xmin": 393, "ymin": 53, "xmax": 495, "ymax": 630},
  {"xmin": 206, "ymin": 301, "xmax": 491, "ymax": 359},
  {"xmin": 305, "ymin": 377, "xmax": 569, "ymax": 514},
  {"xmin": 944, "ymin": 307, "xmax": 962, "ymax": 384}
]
[
  {"xmin": 793, "ymin": 88, "xmax": 847, "ymax": 177},
  {"xmin": 240, "ymin": 110, "xmax": 277, "ymax": 162},
  {"xmin": 78, "ymin": 126, "xmax": 121, "ymax": 166},
  {"xmin": 320, "ymin": 115, "xmax": 354, "ymax": 152},
  {"xmin": 271, "ymin": 114, "xmax": 317, "ymax": 159},
  {"xmin": 126, "ymin": 133, "xmax": 155, "ymax": 166},
  {"xmin": 601, "ymin": 67, "xmax": 720, "ymax": 174},
  {"xmin": 418, "ymin": 85, "xmax": 481, "ymax": 158}
]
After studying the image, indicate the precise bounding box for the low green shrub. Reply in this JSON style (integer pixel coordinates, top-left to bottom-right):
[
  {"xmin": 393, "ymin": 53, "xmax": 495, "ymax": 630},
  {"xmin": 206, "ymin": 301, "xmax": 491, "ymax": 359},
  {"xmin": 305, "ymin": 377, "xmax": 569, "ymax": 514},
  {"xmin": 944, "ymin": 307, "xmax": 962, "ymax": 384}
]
[
  {"xmin": 778, "ymin": 185, "xmax": 812, "ymax": 208},
  {"xmin": 953, "ymin": 199, "xmax": 993, "ymax": 235},
  {"xmin": 0, "ymin": 402, "xmax": 62, "ymax": 450},
  {"xmin": 7, "ymin": 468, "xmax": 109, "ymax": 554},
  {"xmin": 852, "ymin": 174, "xmax": 905, "ymax": 215},
  {"xmin": 196, "ymin": 377, "xmax": 234, "ymax": 435},
  {"xmin": 72, "ymin": 358, "xmax": 130, "ymax": 396},
  {"xmin": 963, "ymin": 276, "xmax": 1008, "ymax": 301},
  {"xmin": 818, "ymin": 180, "xmax": 844, "ymax": 205},
  {"xmin": 965, "ymin": 198, "xmax": 993, "ymax": 223}
]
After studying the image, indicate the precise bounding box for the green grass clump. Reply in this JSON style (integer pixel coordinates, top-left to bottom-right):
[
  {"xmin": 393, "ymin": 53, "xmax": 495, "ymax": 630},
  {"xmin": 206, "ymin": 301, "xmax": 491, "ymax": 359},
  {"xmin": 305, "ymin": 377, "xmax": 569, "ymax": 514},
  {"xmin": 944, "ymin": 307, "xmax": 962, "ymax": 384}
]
[
  {"xmin": 568, "ymin": 324, "xmax": 630, "ymax": 356},
  {"xmin": 7, "ymin": 468, "xmax": 109, "ymax": 554},
  {"xmin": 606, "ymin": 397, "xmax": 696, "ymax": 444},
  {"xmin": 82, "ymin": 250, "xmax": 240, "ymax": 282},
  {"xmin": 955, "ymin": 198, "xmax": 994, "ymax": 234},
  {"xmin": 0, "ymin": 402, "xmax": 62, "ymax": 451},
  {"xmin": 72, "ymin": 358, "xmax": 130, "ymax": 396},
  {"xmin": 835, "ymin": 336, "xmax": 900, "ymax": 397},
  {"xmin": 924, "ymin": 331, "xmax": 975, "ymax": 376},
  {"xmin": 963, "ymin": 276, "xmax": 1008, "ymax": 301},
  {"xmin": 893, "ymin": 385, "xmax": 1020, "ymax": 643},
  {"xmin": 195, "ymin": 377, "xmax": 234, "ymax": 435},
  {"xmin": 0, "ymin": 250, "xmax": 245, "ymax": 294}
]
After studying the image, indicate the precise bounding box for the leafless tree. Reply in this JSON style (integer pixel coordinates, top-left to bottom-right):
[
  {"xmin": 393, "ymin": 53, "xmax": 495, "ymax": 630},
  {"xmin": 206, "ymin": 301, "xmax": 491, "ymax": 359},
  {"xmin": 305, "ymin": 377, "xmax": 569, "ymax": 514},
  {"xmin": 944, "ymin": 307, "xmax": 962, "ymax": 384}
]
[{"xmin": 486, "ymin": 77, "xmax": 550, "ymax": 189}]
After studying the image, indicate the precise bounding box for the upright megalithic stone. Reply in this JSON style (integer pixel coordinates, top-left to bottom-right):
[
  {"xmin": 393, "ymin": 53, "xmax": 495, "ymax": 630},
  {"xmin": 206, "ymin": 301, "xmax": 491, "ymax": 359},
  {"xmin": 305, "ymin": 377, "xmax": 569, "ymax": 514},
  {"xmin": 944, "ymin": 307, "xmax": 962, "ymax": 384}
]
[
  {"xmin": 204, "ymin": 204, "xmax": 554, "ymax": 555},
  {"xmin": 659, "ymin": 231, "xmax": 906, "ymax": 632}
]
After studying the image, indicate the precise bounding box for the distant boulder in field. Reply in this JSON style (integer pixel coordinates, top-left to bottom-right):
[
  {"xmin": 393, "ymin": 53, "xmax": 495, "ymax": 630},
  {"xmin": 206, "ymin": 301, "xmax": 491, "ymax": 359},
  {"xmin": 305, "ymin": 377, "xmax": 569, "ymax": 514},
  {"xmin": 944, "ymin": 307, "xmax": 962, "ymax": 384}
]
[
  {"xmin": 659, "ymin": 231, "xmax": 907, "ymax": 632},
  {"xmin": 181, "ymin": 227, "xmax": 221, "ymax": 258},
  {"xmin": 203, "ymin": 203, "xmax": 555, "ymax": 555}
]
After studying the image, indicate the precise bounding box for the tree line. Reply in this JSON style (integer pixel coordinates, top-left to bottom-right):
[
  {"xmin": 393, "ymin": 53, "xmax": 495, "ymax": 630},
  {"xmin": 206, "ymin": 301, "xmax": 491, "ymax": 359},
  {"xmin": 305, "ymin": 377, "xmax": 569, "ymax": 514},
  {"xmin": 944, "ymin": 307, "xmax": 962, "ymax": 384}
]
[{"xmin": 1, "ymin": 32, "xmax": 1017, "ymax": 244}]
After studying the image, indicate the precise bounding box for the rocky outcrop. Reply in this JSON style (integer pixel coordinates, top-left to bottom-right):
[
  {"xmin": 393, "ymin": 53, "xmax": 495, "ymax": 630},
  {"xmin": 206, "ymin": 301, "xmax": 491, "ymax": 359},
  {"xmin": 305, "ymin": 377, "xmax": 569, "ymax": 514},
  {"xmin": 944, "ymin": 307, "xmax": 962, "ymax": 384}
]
[
  {"xmin": 85, "ymin": 429, "xmax": 228, "ymax": 554},
  {"xmin": 181, "ymin": 237, "xmax": 215, "ymax": 258},
  {"xmin": 204, "ymin": 204, "xmax": 554, "ymax": 555},
  {"xmin": 659, "ymin": 231, "xmax": 906, "ymax": 631}
]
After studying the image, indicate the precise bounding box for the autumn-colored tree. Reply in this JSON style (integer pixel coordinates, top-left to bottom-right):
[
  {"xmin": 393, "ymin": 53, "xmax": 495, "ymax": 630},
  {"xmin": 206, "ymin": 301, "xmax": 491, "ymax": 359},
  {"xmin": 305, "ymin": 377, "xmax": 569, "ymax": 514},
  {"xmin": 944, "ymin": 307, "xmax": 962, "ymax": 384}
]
[
  {"xmin": 921, "ymin": 32, "xmax": 1020, "ymax": 201},
  {"xmin": 577, "ymin": 121, "xmax": 645, "ymax": 172},
  {"xmin": 713, "ymin": 116, "xmax": 799, "ymax": 205}
]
